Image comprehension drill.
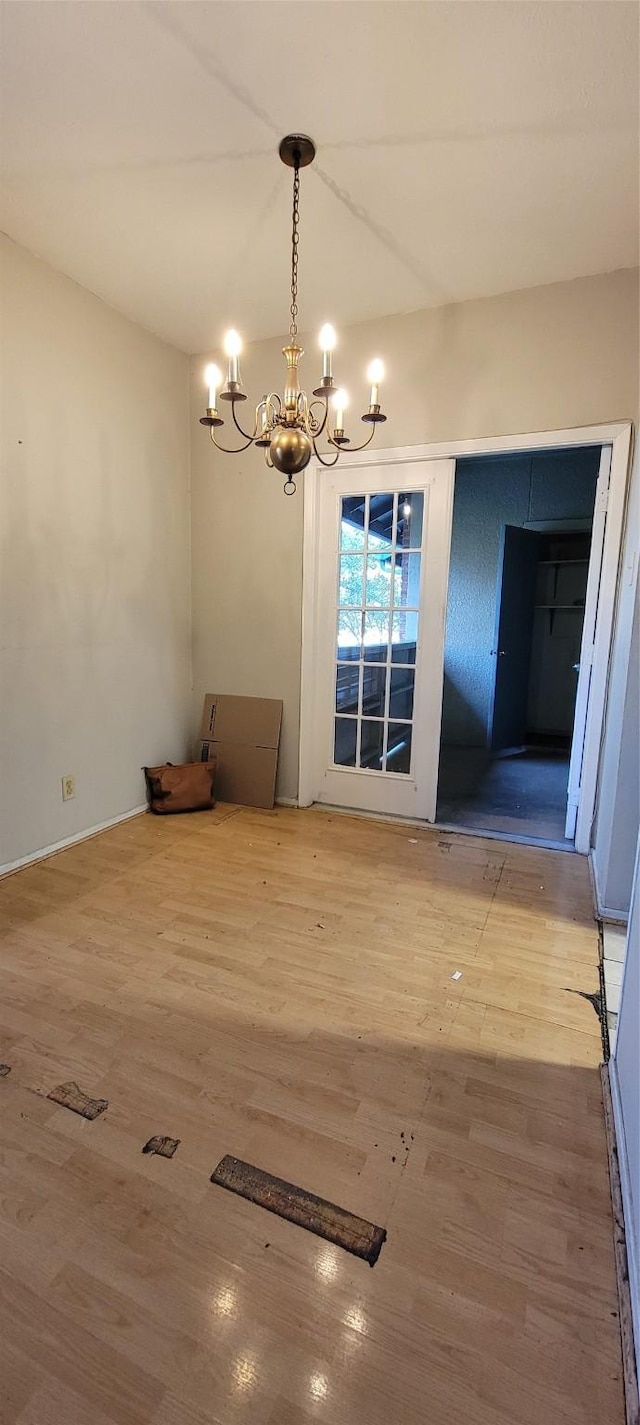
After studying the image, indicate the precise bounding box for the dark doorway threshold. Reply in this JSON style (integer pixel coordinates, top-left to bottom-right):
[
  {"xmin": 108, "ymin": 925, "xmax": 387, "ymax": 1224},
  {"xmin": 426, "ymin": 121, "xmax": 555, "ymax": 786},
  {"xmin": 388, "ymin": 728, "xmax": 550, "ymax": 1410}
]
[{"xmin": 436, "ymin": 746, "xmax": 572, "ymax": 847}]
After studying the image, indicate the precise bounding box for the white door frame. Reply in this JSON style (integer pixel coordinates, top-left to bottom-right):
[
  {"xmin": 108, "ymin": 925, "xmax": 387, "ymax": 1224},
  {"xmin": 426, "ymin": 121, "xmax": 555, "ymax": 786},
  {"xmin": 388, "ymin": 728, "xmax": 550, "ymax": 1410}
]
[
  {"xmin": 299, "ymin": 424, "xmax": 633, "ymax": 855},
  {"xmin": 564, "ymin": 444, "xmax": 612, "ymax": 841}
]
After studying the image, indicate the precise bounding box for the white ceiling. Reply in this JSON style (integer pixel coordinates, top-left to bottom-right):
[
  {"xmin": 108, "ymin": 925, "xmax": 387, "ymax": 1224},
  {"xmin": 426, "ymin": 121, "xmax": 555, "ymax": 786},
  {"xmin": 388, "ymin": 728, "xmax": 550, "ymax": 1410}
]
[{"xmin": 1, "ymin": 1, "xmax": 638, "ymax": 354}]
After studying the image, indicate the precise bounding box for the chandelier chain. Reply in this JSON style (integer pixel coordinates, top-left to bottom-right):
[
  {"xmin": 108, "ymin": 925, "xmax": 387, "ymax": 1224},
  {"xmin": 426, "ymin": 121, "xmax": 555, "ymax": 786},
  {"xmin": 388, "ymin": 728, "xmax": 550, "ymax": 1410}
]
[{"xmin": 289, "ymin": 161, "xmax": 300, "ymax": 338}]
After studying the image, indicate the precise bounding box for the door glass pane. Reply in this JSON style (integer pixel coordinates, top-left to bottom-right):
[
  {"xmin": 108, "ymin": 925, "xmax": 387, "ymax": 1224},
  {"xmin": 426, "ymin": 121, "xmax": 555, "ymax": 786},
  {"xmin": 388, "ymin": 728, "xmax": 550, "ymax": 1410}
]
[
  {"xmin": 367, "ymin": 492, "xmax": 394, "ymax": 545},
  {"xmin": 393, "ymin": 552, "xmax": 421, "ymax": 607},
  {"xmin": 336, "ymin": 664, "xmax": 359, "ymax": 715},
  {"xmin": 366, "ymin": 554, "xmax": 394, "ymax": 607},
  {"xmin": 389, "ymin": 666, "xmax": 414, "ymax": 720},
  {"xmin": 341, "ymin": 497, "xmax": 366, "ymax": 549},
  {"xmin": 363, "ymin": 609, "xmax": 390, "ymax": 662},
  {"xmin": 362, "ymin": 665, "xmax": 387, "ymax": 720},
  {"xmin": 360, "ymin": 719, "xmax": 384, "ymax": 770},
  {"xmin": 386, "ymin": 723, "xmax": 412, "ymax": 774},
  {"xmin": 391, "ymin": 610, "xmax": 418, "ymax": 664},
  {"xmin": 339, "ymin": 553, "xmax": 364, "ymax": 606},
  {"xmin": 334, "ymin": 717, "xmax": 357, "ymax": 767},
  {"xmin": 335, "ymin": 489, "xmax": 425, "ymax": 781},
  {"xmin": 337, "ymin": 608, "xmax": 363, "ymax": 658},
  {"xmin": 398, "ymin": 493, "xmax": 424, "ymax": 549}
]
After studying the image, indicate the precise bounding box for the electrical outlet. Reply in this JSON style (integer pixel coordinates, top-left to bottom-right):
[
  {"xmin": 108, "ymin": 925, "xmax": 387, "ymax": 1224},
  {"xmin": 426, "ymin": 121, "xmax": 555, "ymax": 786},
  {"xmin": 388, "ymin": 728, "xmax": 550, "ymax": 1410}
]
[{"xmin": 61, "ymin": 775, "xmax": 75, "ymax": 802}]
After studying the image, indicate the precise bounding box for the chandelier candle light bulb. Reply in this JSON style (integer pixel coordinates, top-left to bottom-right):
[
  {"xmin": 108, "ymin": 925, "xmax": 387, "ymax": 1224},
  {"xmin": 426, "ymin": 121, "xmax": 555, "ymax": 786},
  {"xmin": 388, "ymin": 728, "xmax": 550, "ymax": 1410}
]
[
  {"xmin": 205, "ymin": 363, "xmax": 222, "ymax": 411},
  {"xmin": 332, "ymin": 388, "xmax": 349, "ymax": 434},
  {"xmin": 223, "ymin": 330, "xmax": 242, "ymax": 385},
  {"xmin": 199, "ymin": 134, "xmax": 388, "ymax": 493},
  {"xmin": 367, "ymin": 358, "xmax": 385, "ymax": 408},
  {"xmin": 319, "ymin": 323, "xmax": 337, "ymax": 382}
]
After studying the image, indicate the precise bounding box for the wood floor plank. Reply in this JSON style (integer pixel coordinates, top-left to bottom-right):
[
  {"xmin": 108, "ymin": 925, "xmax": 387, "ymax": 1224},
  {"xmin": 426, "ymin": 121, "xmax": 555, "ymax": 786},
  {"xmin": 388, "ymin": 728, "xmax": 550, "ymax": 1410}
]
[{"xmin": 0, "ymin": 806, "xmax": 624, "ymax": 1424}]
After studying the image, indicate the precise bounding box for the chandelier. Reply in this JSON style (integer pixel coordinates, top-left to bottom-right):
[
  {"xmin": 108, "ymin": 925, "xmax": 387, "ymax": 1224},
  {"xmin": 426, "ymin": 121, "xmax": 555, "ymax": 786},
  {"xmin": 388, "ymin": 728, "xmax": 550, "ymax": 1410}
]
[{"xmin": 200, "ymin": 134, "xmax": 387, "ymax": 495}]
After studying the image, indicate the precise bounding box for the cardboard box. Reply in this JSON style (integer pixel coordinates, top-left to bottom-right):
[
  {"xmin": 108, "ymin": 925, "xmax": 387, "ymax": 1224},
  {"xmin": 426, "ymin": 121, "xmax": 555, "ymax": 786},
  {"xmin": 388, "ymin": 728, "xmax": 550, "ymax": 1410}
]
[{"xmin": 198, "ymin": 694, "xmax": 283, "ymax": 810}]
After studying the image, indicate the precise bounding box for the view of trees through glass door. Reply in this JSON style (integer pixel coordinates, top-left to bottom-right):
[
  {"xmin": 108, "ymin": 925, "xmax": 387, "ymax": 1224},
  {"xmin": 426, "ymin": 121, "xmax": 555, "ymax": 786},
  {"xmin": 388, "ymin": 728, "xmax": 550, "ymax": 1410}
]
[{"xmin": 334, "ymin": 490, "xmax": 423, "ymax": 775}]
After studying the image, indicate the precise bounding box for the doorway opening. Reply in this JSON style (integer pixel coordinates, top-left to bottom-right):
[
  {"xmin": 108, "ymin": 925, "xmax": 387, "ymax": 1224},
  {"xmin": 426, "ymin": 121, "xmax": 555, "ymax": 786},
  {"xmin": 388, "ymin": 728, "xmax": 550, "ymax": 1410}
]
[{"xmin": 436, "ymin": 446, "xmax": 602, "ymax": 846}]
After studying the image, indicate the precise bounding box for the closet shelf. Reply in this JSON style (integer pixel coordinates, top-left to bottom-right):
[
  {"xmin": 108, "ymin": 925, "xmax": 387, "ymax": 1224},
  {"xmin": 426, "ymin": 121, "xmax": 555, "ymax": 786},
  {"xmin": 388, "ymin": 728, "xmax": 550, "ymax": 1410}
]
[{"xmin": 535, "ymin": 603, "xmax": 585, "ymax": 610}]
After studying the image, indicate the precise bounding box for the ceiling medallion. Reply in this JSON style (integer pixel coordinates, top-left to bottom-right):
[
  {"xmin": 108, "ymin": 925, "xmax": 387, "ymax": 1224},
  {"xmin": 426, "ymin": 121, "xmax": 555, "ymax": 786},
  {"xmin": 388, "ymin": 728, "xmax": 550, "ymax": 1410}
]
[{"xmin": 200, "ymin": 134, "xmax": 387, "ymax": 495}]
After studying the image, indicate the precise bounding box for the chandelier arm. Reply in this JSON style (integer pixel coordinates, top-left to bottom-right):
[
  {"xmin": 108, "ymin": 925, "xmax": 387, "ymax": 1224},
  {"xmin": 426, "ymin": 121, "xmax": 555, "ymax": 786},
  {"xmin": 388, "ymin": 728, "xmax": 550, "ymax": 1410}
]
[
  {"xmin": 209, "ymin": 427, "xmax": 255, "ymax": 455},
  {"xmin": 312, "ymin": 437, "xmax": 340, "ymax": 468},
  {"xmin": 308, "ymin": 398, "xmax": 329, "ymax": 437},
  {"xmin": 328, "ymin": 426, "xmax": 377, "ymax": 455},
  {"xmin": 231, "ymin": 402, "xmax": 259, "ymax": 441}
]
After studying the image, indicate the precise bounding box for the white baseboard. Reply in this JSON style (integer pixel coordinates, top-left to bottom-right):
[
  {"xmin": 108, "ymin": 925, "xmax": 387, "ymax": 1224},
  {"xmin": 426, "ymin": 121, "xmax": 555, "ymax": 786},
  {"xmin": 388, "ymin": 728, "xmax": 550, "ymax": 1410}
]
[
  {"xmin": 275, "ymin": 796, "xmax": 299, "ymax": 808},
  {"xmin": 609, "ymin": 1056, "xmax": 640, "ymax": 1386},
  {"xmin": 0, "ymin": 804, "xmax": 147, "ymax": 879}
]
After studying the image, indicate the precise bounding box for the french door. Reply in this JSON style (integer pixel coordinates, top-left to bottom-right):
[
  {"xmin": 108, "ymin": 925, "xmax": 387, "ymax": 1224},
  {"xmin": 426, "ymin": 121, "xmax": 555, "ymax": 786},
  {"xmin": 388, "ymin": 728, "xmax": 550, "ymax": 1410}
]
[{"xmin": 300, "ymin": 453, "xmax": 454, "ymax": 820}]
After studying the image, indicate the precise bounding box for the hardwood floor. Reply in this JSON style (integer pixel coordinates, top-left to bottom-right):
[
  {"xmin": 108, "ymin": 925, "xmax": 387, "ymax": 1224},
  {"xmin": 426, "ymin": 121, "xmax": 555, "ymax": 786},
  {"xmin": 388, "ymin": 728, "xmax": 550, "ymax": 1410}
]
[{"xmin": 0, "ymin": 806, "xmax": 623, "ymax": 1424}]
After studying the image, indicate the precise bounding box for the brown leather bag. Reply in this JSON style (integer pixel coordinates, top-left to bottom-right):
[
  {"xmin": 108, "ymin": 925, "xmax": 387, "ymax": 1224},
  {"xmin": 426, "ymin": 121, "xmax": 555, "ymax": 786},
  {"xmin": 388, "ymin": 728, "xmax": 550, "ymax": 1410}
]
[{"xmin": 144, "ymin": 761, "xmax": 216, "ymax": 815}]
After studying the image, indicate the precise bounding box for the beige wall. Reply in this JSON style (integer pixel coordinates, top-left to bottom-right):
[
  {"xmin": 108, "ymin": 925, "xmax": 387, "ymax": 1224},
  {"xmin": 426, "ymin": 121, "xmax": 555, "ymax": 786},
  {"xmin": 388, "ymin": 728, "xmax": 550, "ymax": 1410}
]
[
  {"xmin": 1, "ymin": 236, "xmax": 192, "ymax": 866},
  {"xmin": 190, "ymin": 268, "xmax": 639, "ymax": 801}
]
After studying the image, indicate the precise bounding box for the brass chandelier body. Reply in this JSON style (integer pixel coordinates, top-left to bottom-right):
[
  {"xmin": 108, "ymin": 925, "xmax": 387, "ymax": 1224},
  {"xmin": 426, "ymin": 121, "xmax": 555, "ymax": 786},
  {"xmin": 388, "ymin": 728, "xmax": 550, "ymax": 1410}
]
[{"xmin": 200, "ymin": 134, "xmax": 387, "ymax": 495}]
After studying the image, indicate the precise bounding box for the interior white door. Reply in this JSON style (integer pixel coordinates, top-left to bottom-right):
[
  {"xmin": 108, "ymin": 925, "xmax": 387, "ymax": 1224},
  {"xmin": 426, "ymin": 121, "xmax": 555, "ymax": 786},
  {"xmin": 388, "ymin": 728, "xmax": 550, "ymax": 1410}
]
[
  {"xmin": 304, "ymin": 456, "xmax": 454, "ymax": 820},
  {"xmin": 564, "ymin": 444, "xmax": 611, "ymax": 841}
]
